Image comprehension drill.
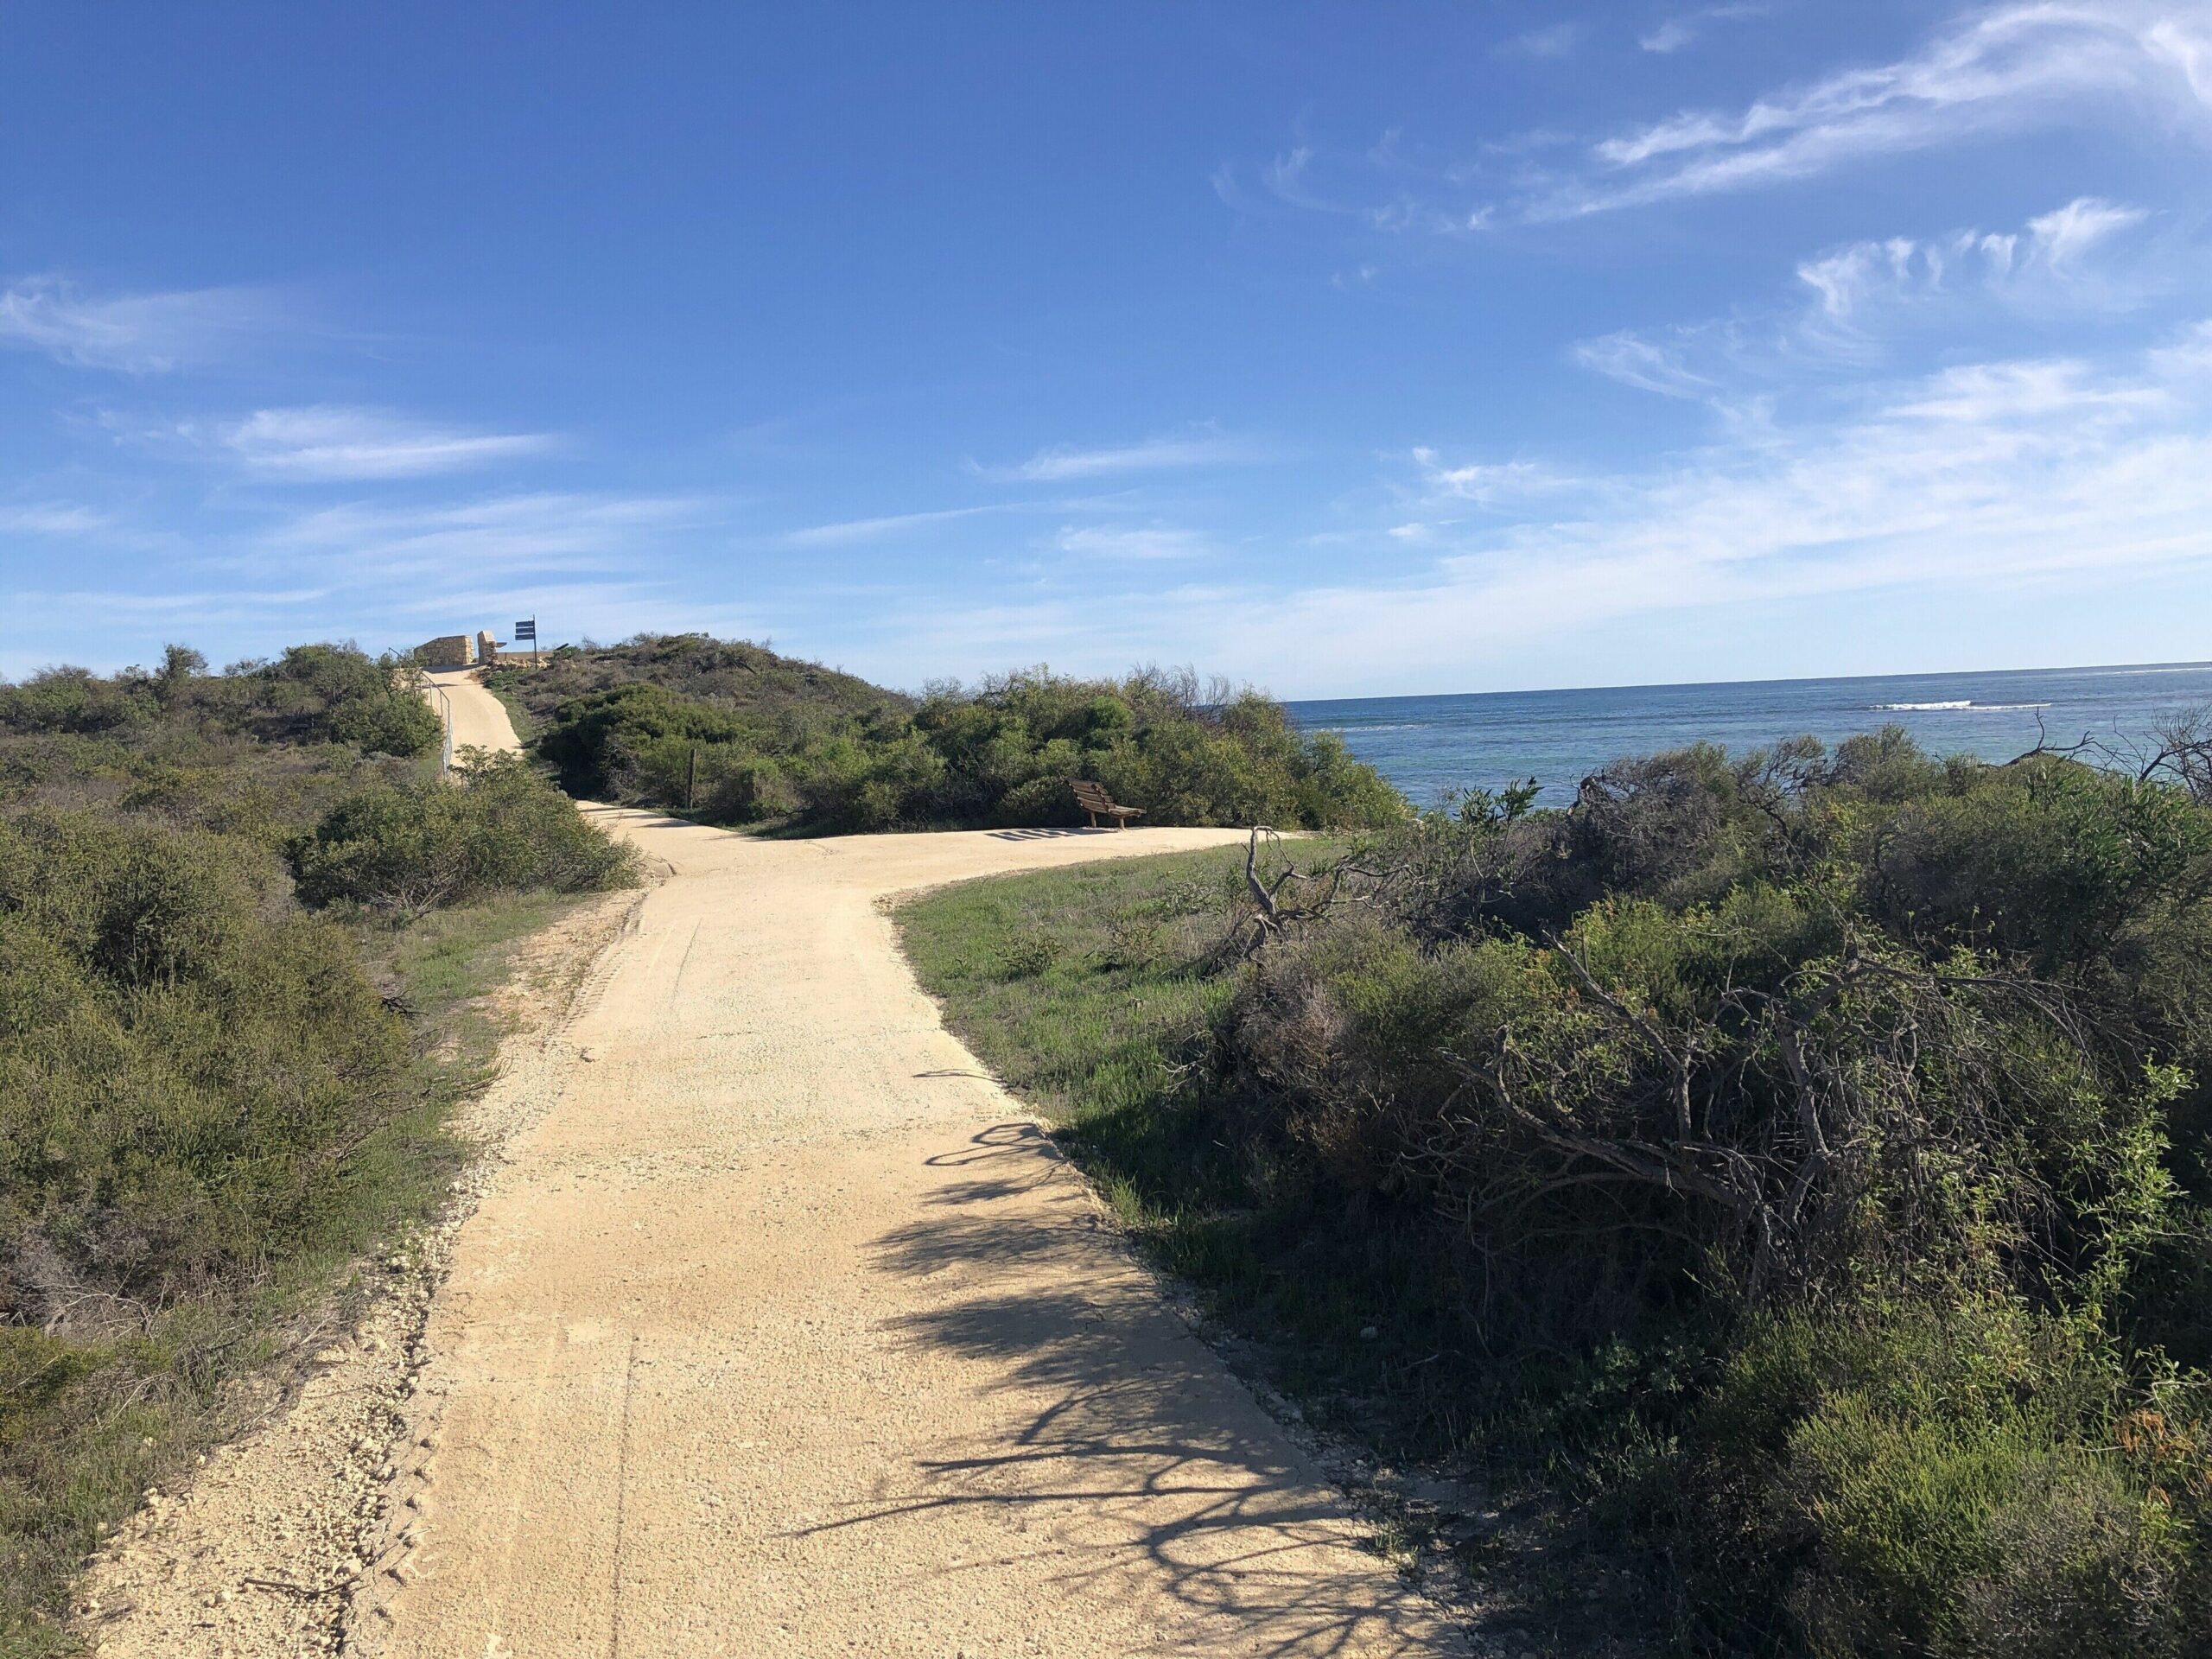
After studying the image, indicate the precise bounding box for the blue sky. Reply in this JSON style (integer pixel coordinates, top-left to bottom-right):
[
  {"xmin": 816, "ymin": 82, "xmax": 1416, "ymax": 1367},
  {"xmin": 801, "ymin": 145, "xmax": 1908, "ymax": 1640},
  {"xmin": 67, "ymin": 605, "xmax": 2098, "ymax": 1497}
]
[{"xmin": 3, "ymin": 3, "xmax": 2210, "ymax": 697}]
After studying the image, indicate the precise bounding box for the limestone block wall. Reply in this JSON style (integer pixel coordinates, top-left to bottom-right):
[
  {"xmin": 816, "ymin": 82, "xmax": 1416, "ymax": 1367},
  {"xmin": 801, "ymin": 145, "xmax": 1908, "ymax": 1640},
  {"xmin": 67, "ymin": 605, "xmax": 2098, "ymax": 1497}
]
[{"xmin": 418, "ymin": 633, "xmax": 475, "ymax": 667}]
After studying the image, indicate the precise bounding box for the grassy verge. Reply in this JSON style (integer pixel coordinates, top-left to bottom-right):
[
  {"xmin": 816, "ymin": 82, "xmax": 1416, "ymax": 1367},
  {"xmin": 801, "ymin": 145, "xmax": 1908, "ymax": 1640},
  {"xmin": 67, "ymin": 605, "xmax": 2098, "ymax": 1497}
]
[
  {"xmin": 894, "ymin": 843, "xmax": 1460, "ymax": 1433},
  {"xmin": 477, "ymin": 672, "xmax": 543, "ymax": 746},
  {"xmin": 898, "ymin": 844, "xmax": 1667, "ymax": 1650},
  {"xmin": 0, "ymin": 888, "xmax": 599, "ymax": 1656}
]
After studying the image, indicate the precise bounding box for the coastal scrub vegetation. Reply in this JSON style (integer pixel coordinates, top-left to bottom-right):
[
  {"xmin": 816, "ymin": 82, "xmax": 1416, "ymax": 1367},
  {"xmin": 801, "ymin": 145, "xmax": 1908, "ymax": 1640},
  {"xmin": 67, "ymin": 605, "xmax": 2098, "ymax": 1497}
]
[
  {"xmin": 488, "ymin": 632, "xmax": 1405, "ymax": 832},
  {"xmin": 0, "ymin": 645, "xmax": 632, "ymax": 1652},
  {"xmin": 289, "ymin": 752, "xmax": 636, "ymax": 913},
  {"xmin": 901, "ymin": 727, "xmax": 2212, "ymax": 1656}
]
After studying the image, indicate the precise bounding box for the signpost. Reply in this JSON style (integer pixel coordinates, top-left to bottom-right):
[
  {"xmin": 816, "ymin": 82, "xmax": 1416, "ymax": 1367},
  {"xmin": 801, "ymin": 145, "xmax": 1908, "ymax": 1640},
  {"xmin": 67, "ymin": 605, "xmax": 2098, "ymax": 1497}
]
[{"xmin": 515, "ymin": 617, "xmax": 538, "ymax": 668}]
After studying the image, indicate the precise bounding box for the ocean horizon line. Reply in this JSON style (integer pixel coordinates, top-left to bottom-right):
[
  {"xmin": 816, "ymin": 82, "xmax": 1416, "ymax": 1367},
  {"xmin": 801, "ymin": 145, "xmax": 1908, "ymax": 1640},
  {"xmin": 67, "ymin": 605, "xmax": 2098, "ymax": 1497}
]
[{"xmin": 1282, "ymin": 656, "xmax": 2212, "ymax": 710}]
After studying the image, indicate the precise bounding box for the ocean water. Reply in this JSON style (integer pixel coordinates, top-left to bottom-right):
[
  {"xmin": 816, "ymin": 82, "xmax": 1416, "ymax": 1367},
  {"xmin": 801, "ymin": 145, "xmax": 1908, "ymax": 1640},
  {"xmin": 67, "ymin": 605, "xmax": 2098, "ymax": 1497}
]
[{"xmin": 1287, "ymin": 662, "xmax": 2212, "ymax": 808}]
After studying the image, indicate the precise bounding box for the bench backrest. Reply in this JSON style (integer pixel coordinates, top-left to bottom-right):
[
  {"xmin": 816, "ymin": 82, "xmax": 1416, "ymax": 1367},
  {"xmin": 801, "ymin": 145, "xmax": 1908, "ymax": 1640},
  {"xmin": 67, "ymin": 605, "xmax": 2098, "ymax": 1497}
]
[{"xmin": 1071, "ymin": 780, "xmax": 1116, "ymax": 809}]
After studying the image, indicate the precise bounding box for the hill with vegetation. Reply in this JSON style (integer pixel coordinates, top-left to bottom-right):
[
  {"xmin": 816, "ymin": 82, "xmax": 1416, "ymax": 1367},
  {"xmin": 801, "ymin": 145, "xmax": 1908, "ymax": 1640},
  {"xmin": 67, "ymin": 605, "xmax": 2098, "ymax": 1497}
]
[
  {"xmin": 488, "ymin": 633, "xmax": 1406, "ymax": 833},
  {"xmin": 0, "ymin": 645, "xmax": 632, "ymax": 1650},
  {"xmin": 902, "ymin": 726, "xmax": 2212, "ymax": 1657}
]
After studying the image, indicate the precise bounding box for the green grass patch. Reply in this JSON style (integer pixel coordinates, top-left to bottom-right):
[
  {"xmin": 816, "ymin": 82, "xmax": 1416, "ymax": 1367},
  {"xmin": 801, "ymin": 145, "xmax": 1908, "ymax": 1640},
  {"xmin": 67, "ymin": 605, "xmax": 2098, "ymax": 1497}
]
[{"xmin": 895, "ymin": 842, "xmax": 1474, "ymax": 1446}]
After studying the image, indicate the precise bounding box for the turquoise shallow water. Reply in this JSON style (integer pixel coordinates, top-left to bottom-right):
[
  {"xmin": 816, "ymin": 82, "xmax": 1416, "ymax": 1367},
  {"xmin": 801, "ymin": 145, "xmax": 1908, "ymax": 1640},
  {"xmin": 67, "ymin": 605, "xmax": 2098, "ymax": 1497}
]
[{"xmin": 1287, "ymin": 662, "xmax": 2212, "ymax": 808}]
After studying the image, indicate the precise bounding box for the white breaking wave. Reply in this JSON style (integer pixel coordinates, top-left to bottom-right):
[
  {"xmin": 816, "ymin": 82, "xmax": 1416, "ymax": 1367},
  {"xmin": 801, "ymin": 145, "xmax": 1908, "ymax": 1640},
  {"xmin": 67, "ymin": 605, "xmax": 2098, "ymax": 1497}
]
[{"xmin": 1872, "ymin": 700, "xmax": 2052, "ymax": 712}]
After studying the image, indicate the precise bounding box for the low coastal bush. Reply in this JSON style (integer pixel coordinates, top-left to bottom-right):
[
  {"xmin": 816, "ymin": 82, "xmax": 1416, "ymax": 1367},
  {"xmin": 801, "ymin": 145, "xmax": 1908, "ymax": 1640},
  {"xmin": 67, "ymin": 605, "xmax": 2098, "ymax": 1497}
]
[
  {"xmin": 902, "ymin": 729, "xmax": 2212, "ymax": 1656},
  {"xmin": 255, "ymin": 644, "xmax": 442, "ymax": 757},
  {"xmin": 0, "ymin": 810, "xmax": 416, "ymax": 1316},
  {"xmin": 289, "ymin": 751, "xmax": 638, "ymax": 913},
  {"xmin": 508, "ymin": 636, "xmax": 1405, "ymax": 833},
  {"xmin": 0, "ymin": 803, "xmax": 433, "ymax": 1651},
  {"xmin": 0, "ymin": 642, "xmax": 440, "ymax": 761}
]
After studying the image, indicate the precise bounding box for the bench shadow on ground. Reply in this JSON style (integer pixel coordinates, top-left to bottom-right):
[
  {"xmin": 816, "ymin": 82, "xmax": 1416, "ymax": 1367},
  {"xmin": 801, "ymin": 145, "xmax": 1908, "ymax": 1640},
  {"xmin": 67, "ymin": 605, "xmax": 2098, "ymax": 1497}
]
[
  {"xmin": 797, "ymin": 1122, "xmax": 1452, "ymax": 1657},
  {"xmin": 985, "ymin": 826, "xmax": 1116, "ymax": 842}
]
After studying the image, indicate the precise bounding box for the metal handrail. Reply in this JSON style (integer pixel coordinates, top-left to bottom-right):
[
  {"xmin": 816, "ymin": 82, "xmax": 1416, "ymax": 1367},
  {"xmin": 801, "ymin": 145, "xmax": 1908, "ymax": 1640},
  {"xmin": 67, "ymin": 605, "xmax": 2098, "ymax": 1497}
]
[{"xmin": 432, "ymin": 682, "xmax": 455, "ymax": 776}]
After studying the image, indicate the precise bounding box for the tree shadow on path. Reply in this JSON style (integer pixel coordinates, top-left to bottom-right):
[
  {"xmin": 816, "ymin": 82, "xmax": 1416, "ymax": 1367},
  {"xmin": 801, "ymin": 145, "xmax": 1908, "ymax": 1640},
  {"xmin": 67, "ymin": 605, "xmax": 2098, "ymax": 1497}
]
[{"xmin": 797, "ymin": 1124, "xmax": 1461, "ymax": 1656}]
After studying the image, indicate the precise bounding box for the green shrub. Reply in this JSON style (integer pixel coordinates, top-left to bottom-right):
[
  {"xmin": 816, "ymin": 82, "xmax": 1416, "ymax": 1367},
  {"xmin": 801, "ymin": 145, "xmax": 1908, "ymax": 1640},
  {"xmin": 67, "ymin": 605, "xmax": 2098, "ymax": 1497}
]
[
  {"xmin": 289, "ymin": 752, "xmax": 637, "ymax": 912},
  {"xmin": 0, "ymin": 804, "xmax": 429, "ymax": 1643},
  {"xmin": 1663, "ymin": 1304, "xmax": 2208, "ymax": 1656},
  {"xmin": 253, "ymin": 644, "xmax": 442, "ymax": 757},
  {"xmin": 520, "ymin": 643, "xmax": 1408, "ymax": 834},
  {"xmin": 1203, "ymin": 739, "xmax": 2212, "ymax": 1651},
  {"xmin": 1, "ymin": 644, "xmax": 441, "ymax": 764},
  {"xmin": 0, "ymin": 666, "xmax": 156, "ymax": 735},
  {"xmin": 0, "ymin": 810, "xmax": 419, "ymax": 1310},
  {"xmin": 912, "ymin": 728, "xmax": 2212, "ymax": 1655}
]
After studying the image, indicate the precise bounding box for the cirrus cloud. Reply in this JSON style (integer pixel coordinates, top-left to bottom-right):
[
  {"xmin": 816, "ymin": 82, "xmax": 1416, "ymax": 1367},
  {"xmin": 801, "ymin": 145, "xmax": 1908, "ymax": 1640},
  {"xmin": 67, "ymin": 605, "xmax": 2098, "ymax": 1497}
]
[
  {"xmin": 974, "ymin": 429, "xmax": 1267, "ymax": 482},
  {"xmin": 219, "ymin": 406, "xmax": 556, "ymax": 480},
  {"xmin": 0, "ymin": 276, "xmax": 280, "ymax": 372},
  {"xmin": 1554, "ymin": 3, "xmax": 2212, "ymax": 218}
]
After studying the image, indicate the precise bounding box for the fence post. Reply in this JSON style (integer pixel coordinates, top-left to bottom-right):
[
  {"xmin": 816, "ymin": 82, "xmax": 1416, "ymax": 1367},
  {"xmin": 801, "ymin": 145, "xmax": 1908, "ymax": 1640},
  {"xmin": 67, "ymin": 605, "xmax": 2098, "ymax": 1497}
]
[{"xmin": 687, "ymin": 746, "xmax": 698, "ymax": 811}]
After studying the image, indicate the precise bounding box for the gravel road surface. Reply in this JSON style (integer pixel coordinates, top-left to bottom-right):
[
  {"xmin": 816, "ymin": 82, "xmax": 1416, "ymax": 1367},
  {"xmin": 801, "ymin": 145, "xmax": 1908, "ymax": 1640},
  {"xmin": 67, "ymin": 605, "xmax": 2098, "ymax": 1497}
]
[{"xmin": 101, "ymin": 666, "xmax": 1463, "ymax": 1657}]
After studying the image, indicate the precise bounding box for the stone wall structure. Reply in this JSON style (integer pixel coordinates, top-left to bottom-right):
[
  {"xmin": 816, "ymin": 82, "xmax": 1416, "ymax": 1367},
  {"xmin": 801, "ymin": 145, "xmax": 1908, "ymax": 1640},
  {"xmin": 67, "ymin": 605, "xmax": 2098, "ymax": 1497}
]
[{"xmin": 418, "ymin": 633, "xmax": 475, "ymax": 668}]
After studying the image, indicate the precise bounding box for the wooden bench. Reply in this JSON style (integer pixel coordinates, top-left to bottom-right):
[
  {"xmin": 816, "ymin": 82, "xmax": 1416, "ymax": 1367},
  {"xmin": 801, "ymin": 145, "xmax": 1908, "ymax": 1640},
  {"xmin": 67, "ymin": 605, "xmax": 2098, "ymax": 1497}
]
[{"xmin": 1071, "ymin": 779, "xmax": 1145, "ymax": 830}]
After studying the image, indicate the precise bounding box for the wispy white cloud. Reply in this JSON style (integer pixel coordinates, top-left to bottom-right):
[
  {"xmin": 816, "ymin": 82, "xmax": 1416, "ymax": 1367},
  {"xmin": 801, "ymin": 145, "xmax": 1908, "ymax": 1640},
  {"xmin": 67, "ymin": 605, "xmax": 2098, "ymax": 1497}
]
[
  {"xmin": 1640, "ymin": 4, "xmax": 1769, "ymax": 54},
  {"xmin": 1080, "ymin": 322, "xmax": 2203, "ymax": 694},
  {"xmin": 1054, "ymin": 524, "xmax": 1214, "ymax": 560},
  {"xmin": 1798, "ymin": 197, "xmax": 2149, "ymax": 323},
  {"xmin": 0, "ymin": 501, "xmax": 116, "ymax": 537},
  {"xmin": 1885, "ymin": 355, "xmax": 2172, "ymax": 423},
  {"xmin": 1412, "ymin": 450, "xmax": 1590, "ymax": 505},
  {"xmin": 219, "ymin": 406, "xmax": 555, "ymax": 480},
  {"xmin": 2154, "ymin": 319, "xmax": 2212, "ymax": 376},
  {"xmin": 1216, "ymin": 130, "xmax": 1499, "ymax": 238},
  {"xmin": 848, "ymin": 322, "xmax": 2212, "ymax": 696},
  {"xmin": 0, "ymin": 276, "xmax": 276, "ymax": 372},
  {"xmin": 4, "ymin": 586, "xmax": 331, "ymax": 619},
  {"xmin": 976, "ymin": 429, "xmax": 1264, "ymax": 481},
  {"xmin": 2025, "ymin": 195, "xmax": 2151, "ymax": 267},
  {"xmin": 257, "ymin": 491, "xmax": 706, "ymax": 581},
  {"xmin": 1499, "ymin": 22, "xmax": 1584, "ymax": 60},
  {"xmin": 1264, "ymin": 145, "xmax": 1332, "ymax": 212},
  {"xmin": 1573, "ymin": 197, "xmax": 2161, "ymax": 401},
  {"xmin": 1554, "ymin": 3, "xmax": 2212, "ymax": 218},
  {"xmin": 1229, "ymin": 5, "xmax": 2212, "ymax": 237},
  {"xmin": 1573, "ymin": 332, "xmax": 1721, "ymax": 398},
  {"xmin": 785, "ymin": 503, "xmax": 1015, "ymax": 547}
]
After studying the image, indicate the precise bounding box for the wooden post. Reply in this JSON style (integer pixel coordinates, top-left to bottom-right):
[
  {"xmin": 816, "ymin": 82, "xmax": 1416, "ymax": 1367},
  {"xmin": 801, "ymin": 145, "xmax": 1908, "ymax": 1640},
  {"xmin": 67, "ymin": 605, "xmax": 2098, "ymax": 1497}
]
[{"xmin": 686, "ymin": 746, "xmax": 698, "ymax": 811}]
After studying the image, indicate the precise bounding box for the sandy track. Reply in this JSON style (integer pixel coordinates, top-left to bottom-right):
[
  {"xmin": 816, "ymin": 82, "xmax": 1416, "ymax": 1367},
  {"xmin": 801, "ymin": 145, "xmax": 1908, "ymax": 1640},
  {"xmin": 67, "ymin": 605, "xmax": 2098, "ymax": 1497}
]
[
  {"xmin": 245, "ymin": 670, "xmax": 1453, "ymax": 1655},
  {"xmin": 421, "ymin": 666, "xmax": 520, "ymax": 757}
]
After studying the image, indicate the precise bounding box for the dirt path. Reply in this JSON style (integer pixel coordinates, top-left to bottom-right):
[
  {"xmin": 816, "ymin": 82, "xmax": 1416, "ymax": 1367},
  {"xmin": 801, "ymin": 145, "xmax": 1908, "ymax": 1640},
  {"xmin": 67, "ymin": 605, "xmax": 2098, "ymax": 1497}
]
[
  {"xmin": 96, "ymin": 669, "xmax": 1461, "ymax": 1656},
  {"xmin": 421, "ymin": 665, "xmax": 520, "ymax": 756},
  {"xmin": 381, "ymin": 674, "xmax": 1459, "ymax": 1656}
]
